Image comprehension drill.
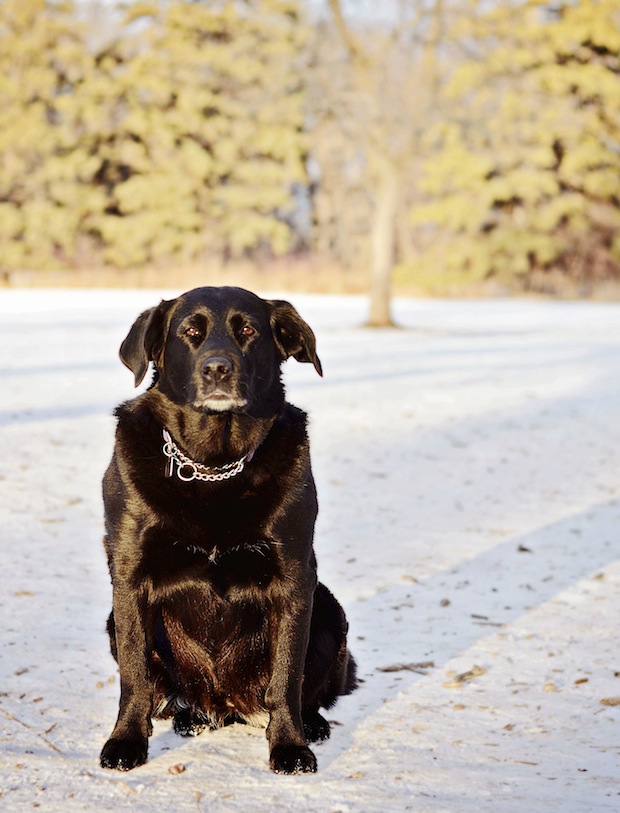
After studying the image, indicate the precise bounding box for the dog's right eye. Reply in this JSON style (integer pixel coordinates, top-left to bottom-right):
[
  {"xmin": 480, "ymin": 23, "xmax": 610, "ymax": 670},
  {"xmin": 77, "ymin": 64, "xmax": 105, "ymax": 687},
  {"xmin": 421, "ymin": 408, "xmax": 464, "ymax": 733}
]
[{"xmin": 184, "ymin": 326, "xmax": 203, "ymax": 340}]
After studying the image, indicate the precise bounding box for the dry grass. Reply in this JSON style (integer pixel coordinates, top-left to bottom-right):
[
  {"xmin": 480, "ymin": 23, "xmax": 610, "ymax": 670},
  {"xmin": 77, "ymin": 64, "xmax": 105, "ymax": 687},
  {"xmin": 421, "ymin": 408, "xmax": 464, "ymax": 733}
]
[
  {"xmin": 5, "ymin": 257, "xmax": 620, "ymax": 301},
  {"xmin": 4, "ymin": 256, "xmax": 369, "ymax": 295}
]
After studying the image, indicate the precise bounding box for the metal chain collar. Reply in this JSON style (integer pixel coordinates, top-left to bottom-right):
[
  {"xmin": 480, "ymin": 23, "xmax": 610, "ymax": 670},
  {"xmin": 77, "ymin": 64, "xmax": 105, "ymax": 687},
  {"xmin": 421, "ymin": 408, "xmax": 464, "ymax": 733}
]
[{"xmin": 162, "ymin": 428, "xmax": 251, "ymax": 483}]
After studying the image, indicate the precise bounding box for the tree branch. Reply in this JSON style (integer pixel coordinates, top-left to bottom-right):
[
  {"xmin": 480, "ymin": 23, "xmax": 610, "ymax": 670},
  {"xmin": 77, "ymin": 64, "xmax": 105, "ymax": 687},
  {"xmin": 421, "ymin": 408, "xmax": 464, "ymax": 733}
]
[{"xmin": 326, "ymin": 0, "xmax": 370, "ymax": 69}]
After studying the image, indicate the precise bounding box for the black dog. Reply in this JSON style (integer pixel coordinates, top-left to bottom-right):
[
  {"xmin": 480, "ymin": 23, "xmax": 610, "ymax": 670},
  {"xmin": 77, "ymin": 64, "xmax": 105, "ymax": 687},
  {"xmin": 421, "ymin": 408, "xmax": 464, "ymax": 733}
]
[{"xmin": 99, "ymin": 286, "xmax": 356, "ymax": 774}]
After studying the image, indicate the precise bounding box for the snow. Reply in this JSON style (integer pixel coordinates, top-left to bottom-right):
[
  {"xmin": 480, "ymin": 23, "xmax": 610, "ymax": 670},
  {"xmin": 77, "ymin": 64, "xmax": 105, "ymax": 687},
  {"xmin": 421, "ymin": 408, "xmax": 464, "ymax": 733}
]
[{"xmin": 1, "ymin": 288, "xmax": 620, "ymax": 812}]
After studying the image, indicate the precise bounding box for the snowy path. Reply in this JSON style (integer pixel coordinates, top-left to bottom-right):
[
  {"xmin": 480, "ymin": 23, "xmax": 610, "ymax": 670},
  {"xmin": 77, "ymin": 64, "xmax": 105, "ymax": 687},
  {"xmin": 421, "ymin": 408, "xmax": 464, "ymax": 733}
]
[{"xmin": 1, "ymin": 289, "xmax": 619, "ymax": 811}]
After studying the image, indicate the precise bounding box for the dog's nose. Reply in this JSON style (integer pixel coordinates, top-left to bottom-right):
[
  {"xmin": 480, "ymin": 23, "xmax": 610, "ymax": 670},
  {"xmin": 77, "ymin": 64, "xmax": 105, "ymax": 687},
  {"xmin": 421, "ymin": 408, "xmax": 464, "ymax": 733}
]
[{"xmin": 201, "ymin": 356, "xmax": 233, "ymax": 382}]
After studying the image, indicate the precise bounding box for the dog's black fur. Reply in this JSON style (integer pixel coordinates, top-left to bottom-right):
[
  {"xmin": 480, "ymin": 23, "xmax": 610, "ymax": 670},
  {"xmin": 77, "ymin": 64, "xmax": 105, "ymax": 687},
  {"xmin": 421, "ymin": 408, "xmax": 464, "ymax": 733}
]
[{"xmin": 99, "ymin": 286, "xmax": 356, "ymax": 774}]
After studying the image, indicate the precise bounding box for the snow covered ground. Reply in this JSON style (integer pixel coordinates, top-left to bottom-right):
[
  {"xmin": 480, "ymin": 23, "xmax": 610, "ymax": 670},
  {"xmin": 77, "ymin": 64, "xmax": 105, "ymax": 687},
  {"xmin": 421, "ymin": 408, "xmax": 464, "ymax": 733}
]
[{"xmin": 1, "ymin": 288, "xmax": 620, "ymax": 812}]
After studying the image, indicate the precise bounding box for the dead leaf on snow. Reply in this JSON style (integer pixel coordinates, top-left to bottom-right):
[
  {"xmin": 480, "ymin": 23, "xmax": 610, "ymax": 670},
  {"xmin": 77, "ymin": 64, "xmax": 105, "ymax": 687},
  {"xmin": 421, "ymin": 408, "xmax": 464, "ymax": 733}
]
[
  {"xmin": 443, "ymin": 665, "xmax": 487, "ymax": 688},
  {"xmin": 600, "ymin": 697, "xmax": 620, "ymax": 706},
  {"xmin": 377, "ymin": 661, "xmax": 435, "ymax": 674}
]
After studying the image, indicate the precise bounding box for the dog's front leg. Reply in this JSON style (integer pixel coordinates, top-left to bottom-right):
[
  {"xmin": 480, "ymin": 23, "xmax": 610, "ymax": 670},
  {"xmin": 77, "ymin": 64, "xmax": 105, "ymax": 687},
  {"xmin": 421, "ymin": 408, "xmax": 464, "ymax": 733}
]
[
  {"xmin": 100, "ymin": 581, "xmax": 154, "ymax": 771},
  {"xmin": 265, "ymin": 577, "xmax": 317, "ymax": 774}
]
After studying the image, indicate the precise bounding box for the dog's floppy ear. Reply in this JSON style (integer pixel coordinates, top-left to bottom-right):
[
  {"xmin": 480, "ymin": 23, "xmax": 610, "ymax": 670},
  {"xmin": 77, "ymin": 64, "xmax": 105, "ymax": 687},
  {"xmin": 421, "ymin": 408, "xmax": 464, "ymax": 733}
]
[
  {"xmin": 119, "ymin": 299, "xmax": 175, "ymax": 386},
  {"xmin": 268, "ymin": 299, "xmax": 322, "ymax": 376}
]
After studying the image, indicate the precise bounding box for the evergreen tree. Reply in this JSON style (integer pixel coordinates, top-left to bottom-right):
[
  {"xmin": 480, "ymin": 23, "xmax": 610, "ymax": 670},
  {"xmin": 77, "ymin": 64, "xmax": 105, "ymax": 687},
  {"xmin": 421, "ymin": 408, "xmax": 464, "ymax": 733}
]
[
  {"xmin": 85, "ymin": 0, "xmax": 308, "ymax": 267},
  {"xmin": 410, "ymin": 0, "xmax": 620, "ymax": 289},
  {"xmin": 0, "ymin": 0, "xmax": 307, "ymax": 272},
  {"xmin": 0, "ymin": 0, "xmax": 93, "ymax": 271}
]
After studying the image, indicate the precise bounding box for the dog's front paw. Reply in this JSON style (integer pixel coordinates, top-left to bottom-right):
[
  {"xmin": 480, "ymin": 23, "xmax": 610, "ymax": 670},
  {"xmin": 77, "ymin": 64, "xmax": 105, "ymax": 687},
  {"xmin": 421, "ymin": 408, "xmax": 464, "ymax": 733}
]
[
  {"xmin": 270, "ymin": 744, "xmax": 317, "ymax": 774},
  {"xmin": 100, "ymin": 737, "xmax": 148, "ymax": 771}
]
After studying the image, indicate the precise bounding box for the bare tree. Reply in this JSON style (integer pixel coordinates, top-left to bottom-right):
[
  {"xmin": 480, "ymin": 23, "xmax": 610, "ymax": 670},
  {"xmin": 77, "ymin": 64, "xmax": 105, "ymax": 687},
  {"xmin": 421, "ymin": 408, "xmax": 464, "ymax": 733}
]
[{"xmin": 316, "ymin": 0, "xmax": 445, "ymax": 326}]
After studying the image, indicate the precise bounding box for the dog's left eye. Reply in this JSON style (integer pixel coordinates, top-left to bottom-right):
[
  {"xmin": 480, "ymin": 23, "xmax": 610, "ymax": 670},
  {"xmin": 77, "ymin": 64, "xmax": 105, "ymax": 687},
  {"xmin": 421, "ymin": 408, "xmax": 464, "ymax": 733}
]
[
  {"xmin": 184, "ymin": 326, "xmax": 202, "ymax": 339},
  {"xmin": 241, "ymin": 325, "xmax": 256, "ymax": 337}
]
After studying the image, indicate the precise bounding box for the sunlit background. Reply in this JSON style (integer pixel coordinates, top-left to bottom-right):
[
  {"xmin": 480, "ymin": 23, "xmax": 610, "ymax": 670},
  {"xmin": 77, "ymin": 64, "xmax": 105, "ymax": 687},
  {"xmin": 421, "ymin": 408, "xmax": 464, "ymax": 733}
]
[{"xmin": 1, "ymin": 0, "xmax": 618, "ymax": 320}]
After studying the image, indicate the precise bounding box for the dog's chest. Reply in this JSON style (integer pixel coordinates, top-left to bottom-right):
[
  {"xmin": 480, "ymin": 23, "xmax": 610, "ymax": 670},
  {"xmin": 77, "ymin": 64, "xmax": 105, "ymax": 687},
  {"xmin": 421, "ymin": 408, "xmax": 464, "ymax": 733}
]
[{"xmin": 148, "ymin": 534, "xmax": 278, "ymax": 595}]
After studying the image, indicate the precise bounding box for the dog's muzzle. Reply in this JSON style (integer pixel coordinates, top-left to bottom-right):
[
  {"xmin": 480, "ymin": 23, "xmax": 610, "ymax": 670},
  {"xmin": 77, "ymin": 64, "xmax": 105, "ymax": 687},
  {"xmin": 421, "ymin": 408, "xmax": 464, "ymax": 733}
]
[{"xmin": 201, "ymin": 356, "xmax": 233, "ymax": 383}]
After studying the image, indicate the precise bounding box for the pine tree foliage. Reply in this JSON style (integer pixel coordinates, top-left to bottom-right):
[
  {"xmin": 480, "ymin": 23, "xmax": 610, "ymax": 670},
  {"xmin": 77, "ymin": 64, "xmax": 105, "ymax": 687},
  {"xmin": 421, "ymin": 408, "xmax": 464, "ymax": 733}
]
[
  {"xmin": 0, "ymin": 0, "xmax": 307, "ymax": 271},
  {"xmin": 0, "ymin": 0, "xmax": 94, "ymax": 269},
  {"xmin": 1, "ymin": 0, "xmax": 618, "ymax": 292},
  {"xmin": 410, "ymin": 0, "xmax": 620, "ymax": 287},
  {"xmin": 87, "ymin": 0, "xmax": 307, "ymax": 267}
]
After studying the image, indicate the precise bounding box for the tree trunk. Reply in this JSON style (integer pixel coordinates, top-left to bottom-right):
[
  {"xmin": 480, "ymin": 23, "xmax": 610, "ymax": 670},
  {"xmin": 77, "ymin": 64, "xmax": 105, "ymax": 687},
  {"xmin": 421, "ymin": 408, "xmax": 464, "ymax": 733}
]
[{"xmin": 367, "ymin": 160, "xmax": 400, "ymax": 327}]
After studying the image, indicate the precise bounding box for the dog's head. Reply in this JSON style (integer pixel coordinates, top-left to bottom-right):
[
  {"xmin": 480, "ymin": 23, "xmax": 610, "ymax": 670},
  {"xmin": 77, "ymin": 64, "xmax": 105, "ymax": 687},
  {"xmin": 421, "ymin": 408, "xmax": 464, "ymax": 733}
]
[{"xmin": 119, "ymin": 286, "xmax": 322, "ymax": 416}]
